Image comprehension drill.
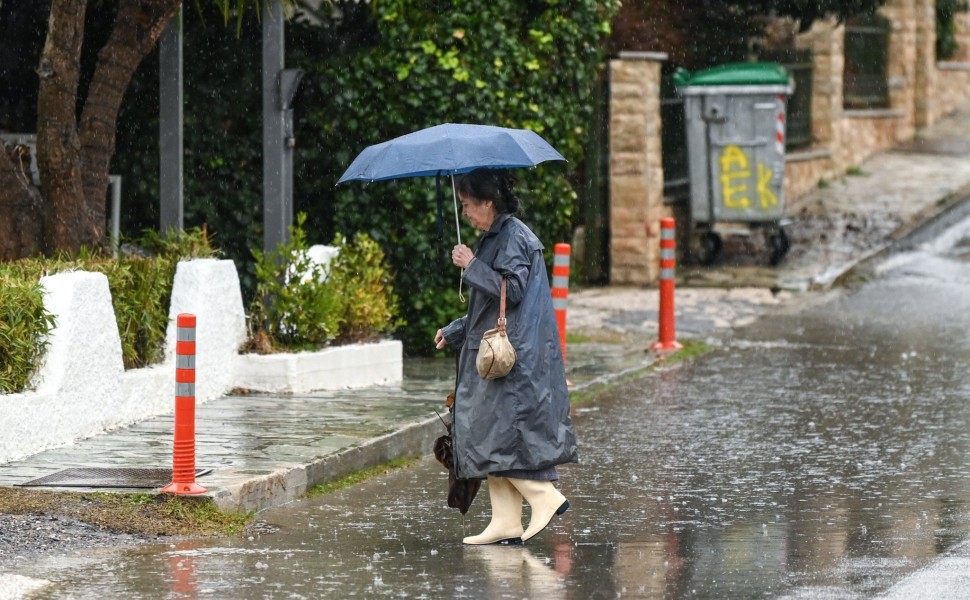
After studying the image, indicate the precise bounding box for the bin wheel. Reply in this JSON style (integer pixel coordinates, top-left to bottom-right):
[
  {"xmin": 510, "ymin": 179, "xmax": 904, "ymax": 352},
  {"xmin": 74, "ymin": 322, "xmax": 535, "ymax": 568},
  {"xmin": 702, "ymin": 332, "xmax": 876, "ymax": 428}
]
[
  {"xmin": 768, "ymin": 228, "xmax": 790, "ymax": 266},
  {"xmin": 696, "ymin": 231, "xmax": 722, "ymax": 266}
]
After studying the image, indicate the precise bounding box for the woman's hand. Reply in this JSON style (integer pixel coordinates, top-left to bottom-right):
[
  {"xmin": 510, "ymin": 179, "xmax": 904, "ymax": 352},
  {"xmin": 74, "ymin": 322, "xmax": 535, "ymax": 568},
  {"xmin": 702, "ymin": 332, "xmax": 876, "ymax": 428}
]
[
  {"xmin": 434, "ymin": 329, "xmax": 447, "ymax": 350},
  {"xmin": 451, "ymin": 244, "xmax": 475, "ymax": 269}
]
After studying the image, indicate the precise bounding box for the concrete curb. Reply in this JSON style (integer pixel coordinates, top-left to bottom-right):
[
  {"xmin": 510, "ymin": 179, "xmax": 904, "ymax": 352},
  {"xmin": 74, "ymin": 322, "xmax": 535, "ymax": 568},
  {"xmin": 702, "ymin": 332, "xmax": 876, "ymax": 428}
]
[
  {"xmin": 207, "ymin": 358, "xmax": 660, "ymax": 513},
  {"xmin": 210, "ymin": 415, "xmax": 444, "ymax": 513}
]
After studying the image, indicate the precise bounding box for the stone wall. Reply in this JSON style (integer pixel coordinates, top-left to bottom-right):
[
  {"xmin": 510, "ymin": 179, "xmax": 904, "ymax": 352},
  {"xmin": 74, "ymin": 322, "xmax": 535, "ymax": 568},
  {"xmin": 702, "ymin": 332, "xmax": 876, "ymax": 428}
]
[
  {"xmin": 608, "ymin": 52, "xmax": 670, "ymax": 285},
  {"xmin": 782, "ymin": 0, "xmax": 969, "ymax": 213},
  {"xmin": 883, "ymin": 0, "xmax": 918, "ymax": 140},
  {"xmin": 936, "ymin": 63, "xmax": 970, "ymax": 117},
  {"xmin": 607, "ymin": 0, "xmax": 970, "ymax": 284},
  {"xmin": 914, "ymin": 0, "xmax": 938, "ymax": 127},
  {"xmin": 784, "ymin": 150, "xmax": 835, "ymax": 202}
]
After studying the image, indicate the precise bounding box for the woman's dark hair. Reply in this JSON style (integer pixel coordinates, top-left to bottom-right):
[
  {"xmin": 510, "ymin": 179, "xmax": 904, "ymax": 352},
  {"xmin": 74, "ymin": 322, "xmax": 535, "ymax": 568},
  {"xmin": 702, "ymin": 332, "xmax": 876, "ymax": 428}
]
[{"xmin": 456, "ymin": 168, "xmax": 520, "ymax": 215}]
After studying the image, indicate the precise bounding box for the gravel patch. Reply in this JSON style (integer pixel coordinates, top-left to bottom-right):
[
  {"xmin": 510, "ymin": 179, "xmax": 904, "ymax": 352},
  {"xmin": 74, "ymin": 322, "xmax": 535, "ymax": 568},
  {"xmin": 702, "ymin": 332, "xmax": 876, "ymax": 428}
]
[{"xmin": 0, "ymin": 513, "xmax": 153, "ymax": 569}]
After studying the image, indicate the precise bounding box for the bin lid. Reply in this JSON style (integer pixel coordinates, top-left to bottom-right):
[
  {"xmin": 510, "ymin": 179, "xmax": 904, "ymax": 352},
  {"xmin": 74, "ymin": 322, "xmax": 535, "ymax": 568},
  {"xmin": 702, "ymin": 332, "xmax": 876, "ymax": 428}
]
[{"xmin": 674, "ymin": 62, "xmax": 789, "ymax": 87}]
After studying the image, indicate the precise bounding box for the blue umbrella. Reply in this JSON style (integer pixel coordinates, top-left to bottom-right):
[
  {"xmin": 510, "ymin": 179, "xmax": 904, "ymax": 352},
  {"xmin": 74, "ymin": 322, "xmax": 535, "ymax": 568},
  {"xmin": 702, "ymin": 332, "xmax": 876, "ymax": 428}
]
[
  {"xmin": 336, "ymin": 123, "xmax": 566, "ymax": 183},
  {"xmin": 337, "ymin": 123, "xmax": 566, "ymax": 247}
]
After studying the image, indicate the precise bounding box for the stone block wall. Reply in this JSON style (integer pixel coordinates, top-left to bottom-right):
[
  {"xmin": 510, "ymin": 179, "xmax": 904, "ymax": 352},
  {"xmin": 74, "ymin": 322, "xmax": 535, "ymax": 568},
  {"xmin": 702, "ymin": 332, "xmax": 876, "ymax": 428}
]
[
  {"xmin": 883, "ymin": 0, "xmax": 918, "ymax": 140},
  {"xmin": 797, "ymin": 17, "xmax": 844, "ymax": 154},
  {"xmin": 784, "ymin": 0, "xmax": 967, "ymax": 204},
  {"xmin": 608, "ymin": 52, "xmax": 670, "ymax": 285},
  {"xmin": 784, "ymin": 150, "xmax": 836, "ymax": 202},
  {"xmin": 935, "ymin": 63, "xmax": 970, "ymax": 118},
  {"xmin": 914, "ymin": 0, "xmax": 938, "ymax": 127},
  {"xmin": 607, "ymin": 0, "xmax": 970, "ymax": 284}
]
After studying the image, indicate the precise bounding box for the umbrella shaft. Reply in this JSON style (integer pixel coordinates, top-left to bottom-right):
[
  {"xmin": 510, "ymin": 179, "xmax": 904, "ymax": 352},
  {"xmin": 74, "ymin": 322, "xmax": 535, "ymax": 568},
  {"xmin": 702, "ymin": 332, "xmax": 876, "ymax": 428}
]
[{"xmin": 451, "ymin": 175, "xmax": 462, "ymax": 247}]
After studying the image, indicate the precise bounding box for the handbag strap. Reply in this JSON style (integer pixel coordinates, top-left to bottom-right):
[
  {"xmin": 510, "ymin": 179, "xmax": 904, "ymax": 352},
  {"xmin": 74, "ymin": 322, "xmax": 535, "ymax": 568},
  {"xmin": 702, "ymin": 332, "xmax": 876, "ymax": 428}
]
[{"xmin": 497, "ymin": 278, "xmax": 507, "ymax": 333}]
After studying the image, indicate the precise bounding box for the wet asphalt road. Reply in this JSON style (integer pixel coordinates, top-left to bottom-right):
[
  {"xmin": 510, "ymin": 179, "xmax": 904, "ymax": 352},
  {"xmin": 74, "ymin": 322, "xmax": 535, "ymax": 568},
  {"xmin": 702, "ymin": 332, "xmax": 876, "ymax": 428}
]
[{"xmin": 11, "ymin": 218, "xmax": 970, "ymax": 599}]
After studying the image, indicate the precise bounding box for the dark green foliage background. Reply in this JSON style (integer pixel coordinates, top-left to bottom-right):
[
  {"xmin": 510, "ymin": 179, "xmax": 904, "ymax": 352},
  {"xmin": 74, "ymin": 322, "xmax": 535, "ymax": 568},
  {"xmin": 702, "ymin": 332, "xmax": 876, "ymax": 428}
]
[{"xmin": 112, "ymin": 0, "xmax": 618, "ymax": 355}]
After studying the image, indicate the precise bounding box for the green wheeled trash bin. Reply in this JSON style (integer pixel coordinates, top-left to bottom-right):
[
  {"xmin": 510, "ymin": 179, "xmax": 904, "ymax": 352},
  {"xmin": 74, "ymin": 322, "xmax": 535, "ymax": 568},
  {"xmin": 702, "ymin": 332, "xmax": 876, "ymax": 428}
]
[{"xmin": 675, "ymin": 62, "xmax": 794, "ymax": 265}]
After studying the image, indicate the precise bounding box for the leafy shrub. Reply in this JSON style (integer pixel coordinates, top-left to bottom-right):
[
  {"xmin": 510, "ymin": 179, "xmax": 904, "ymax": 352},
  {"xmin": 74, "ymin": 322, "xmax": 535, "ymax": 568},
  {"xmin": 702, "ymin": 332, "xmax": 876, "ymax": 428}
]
[
  {"xmin": 248, "ymin": 214, "xmax": 345, "ymax": 351},
  {"xmin": 328, "ymin": 232, "xmax": 404, "ymax": 344},
  {"xmin": 0, "ymin": 228, "xmax": 217, "ymax": 390},
  {"xmin": 0, "ymin": 271, "xmax": 56, "ymax": 394},
  {"xmin": 81, "ymin": 228, "xmax": 218, "ymax": 369},
  {"xmin": 247, "ymin": 214, "xmax": 401, "ymax": 353}
]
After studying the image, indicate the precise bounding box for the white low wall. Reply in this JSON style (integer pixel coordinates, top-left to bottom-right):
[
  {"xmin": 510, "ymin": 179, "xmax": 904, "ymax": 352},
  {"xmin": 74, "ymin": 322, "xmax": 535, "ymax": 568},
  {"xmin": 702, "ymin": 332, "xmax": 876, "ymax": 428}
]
[
  {"xmin": 234, "ymin": 340, "xmax": 403, "ymax": 394},
  {"xmin": 0, "ymin": 260, "xmax": 248, "ymax": 463},
  {"xmin": 0, "ymin": 258, "xmax": 405, "ymax": 465},
  {"xmin": 0, "ymin": 271, "xmax": 124, "ymax": 464}
]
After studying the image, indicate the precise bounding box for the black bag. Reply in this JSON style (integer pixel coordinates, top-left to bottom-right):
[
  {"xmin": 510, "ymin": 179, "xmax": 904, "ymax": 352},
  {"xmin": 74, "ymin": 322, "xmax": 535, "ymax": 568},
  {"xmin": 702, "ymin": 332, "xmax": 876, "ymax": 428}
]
[{"xmin": 433, "ymin": 393, "xmax": 481, "ymax": 514}]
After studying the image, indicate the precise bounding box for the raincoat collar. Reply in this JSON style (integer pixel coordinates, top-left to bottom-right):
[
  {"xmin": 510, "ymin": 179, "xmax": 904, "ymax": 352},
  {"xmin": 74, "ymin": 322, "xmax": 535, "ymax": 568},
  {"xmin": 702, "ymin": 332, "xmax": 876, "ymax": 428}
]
[{"xmin": 483, "ymin": 213, "xmax": 514, "ymax": 238}]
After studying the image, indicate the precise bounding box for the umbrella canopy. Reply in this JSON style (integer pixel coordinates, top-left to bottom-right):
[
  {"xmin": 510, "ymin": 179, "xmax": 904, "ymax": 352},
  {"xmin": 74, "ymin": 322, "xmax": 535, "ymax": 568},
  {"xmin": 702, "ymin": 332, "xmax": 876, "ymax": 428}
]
[{"xmin": 336, "ymin": 123, "xmax": 566, "ymax": 184}]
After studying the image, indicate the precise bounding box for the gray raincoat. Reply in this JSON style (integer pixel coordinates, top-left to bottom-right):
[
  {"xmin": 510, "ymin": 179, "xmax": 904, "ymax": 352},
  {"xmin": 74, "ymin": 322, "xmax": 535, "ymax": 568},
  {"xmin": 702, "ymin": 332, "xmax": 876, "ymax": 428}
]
[{"xmin": 441, "ymin": 214, "xmax": 579, "ymax": 479}]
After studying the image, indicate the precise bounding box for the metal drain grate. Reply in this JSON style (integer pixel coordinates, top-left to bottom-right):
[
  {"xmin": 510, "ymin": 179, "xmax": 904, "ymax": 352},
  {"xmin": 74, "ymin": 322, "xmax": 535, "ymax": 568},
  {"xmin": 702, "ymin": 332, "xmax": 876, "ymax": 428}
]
[{"xmin": 17, "ymin": 467, "xmax": 212, "ymax": 489}]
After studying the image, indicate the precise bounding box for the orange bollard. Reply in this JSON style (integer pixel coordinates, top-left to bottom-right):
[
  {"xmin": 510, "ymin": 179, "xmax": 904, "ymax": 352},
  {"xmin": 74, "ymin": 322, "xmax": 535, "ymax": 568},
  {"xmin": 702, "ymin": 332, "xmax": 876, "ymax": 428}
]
[
  {"xmin": 551, "ymin": 243, "xmax": 570, "ymax": 363},
  {"xmin": 651, "ymin": 219, "xmax": 683, "ymax": 351},
  {"xmin": 162, "ymin": 313, "xmax": 207, "ymax": 495}
]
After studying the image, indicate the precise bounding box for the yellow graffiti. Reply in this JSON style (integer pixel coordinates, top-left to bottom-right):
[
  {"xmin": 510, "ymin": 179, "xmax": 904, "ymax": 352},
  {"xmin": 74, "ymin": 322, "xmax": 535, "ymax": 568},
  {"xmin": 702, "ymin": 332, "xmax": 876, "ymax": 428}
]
[
  {"xmin": 758, "ymin": 163, "xmax": 778, "ymax": 209},
  {"xmin": 718, "ymin": 145, "xmax": 779, "ymax": 211},
  {"xmin": 719, "ymin": 145, "xmax": 750, "ymax": 208}
]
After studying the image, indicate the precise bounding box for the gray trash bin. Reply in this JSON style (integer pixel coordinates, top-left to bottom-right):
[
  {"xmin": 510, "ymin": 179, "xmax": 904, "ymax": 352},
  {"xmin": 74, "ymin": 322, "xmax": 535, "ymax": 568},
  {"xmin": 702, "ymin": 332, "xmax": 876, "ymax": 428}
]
[{"xmin": 675, "ymin": 62, "xmax": 794, "ymax": 265}]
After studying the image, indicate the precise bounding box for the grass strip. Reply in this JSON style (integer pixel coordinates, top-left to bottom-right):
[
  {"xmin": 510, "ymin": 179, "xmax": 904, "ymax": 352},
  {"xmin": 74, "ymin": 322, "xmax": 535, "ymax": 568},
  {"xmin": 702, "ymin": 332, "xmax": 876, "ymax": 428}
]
[
  {"xmin": 0, "ymin": 487, "xmax": 251, "ymax": 536},
  {"xmin": 305, "ymin": 456, "xmax": 421, "ymax": 498}
]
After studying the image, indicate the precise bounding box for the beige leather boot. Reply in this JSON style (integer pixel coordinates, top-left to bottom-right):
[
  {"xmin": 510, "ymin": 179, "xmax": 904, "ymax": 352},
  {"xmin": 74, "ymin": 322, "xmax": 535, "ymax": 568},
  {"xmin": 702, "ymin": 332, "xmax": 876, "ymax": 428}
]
[
  {"xmin": 463, "ymin": 476, "xmax": 524, "ymax": 545},
  {"xmin": 507, "ymin": 478, "xmax": 570, "ymax": 542}
]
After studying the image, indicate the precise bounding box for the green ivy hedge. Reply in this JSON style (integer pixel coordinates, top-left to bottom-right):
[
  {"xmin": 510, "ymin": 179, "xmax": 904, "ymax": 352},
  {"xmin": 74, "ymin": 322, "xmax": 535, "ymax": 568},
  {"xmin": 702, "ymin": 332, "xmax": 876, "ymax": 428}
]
[
  {"xmin": 291, "ymin": 0, "xmax": 619, "ymax": 355},
  {"xmin": 110, "ymin": 0, "xmax": 619, "ymax": 355}
]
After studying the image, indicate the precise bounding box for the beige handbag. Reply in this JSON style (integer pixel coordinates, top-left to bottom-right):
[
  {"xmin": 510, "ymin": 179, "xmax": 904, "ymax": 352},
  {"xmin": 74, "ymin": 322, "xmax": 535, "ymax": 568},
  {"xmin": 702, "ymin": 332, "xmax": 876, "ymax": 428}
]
[{"xmin": 476, "ymin": 278, "xmax": 517, "ymax": 379}]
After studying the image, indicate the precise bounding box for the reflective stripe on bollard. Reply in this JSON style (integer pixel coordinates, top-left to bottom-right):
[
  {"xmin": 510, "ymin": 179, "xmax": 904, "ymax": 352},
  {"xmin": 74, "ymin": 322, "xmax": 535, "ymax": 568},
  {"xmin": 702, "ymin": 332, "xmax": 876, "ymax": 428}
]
[
  {"xmin": 552, "ymin": 243, "xmax": 570, "ymax": 363},
  {"xmin": 162, "ymin": 313, "xmax": 207, "ymax": 495},
  {"xmin": 651, "ymin": 219, "xmax": 683, "ymax": 351}
]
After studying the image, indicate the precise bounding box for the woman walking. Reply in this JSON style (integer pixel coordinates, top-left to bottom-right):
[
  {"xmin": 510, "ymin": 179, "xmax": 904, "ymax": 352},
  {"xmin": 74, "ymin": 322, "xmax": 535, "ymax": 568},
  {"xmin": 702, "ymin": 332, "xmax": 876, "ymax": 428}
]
[{"xmin": 434, "ymin": 168, "xmax": 578, "ymax": 545}]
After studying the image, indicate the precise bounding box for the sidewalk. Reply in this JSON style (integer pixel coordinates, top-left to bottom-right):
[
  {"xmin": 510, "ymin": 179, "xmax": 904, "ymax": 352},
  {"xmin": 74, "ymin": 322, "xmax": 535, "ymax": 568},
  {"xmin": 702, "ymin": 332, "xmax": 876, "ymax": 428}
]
[{"xmin": 3, "ymin": 109, "xmax": 970, "ymax": 515}]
